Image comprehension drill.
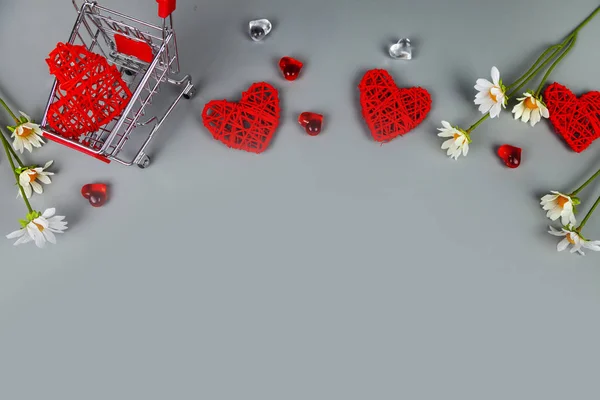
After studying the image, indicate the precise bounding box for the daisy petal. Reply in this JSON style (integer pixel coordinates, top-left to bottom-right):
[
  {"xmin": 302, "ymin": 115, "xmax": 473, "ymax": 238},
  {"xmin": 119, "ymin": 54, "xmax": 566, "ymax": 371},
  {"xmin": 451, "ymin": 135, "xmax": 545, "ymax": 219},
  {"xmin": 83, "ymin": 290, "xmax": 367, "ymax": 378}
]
[
  {"xmin": 42, "ymin": 208, "xmax": 56, "ymax": 218},
  {"xmin": 584, "ymin": 241, "xmax": 600, "ymax": 251},
  {"xmin": 14, "ymin": 234, "xmax": 33, "ymax": 245},
  {"xmin": 548, "ymin": 226, "xmax": 566, "ymax": 236},
  {"xmin": 37, "ymin": 174, "xmax": 51, "ymax": 184},
  {"xmin": 6, "ymin": 229, "xmax": 25, "ymax": 239},
  {"xmin": 42, "ymin": 229, "xmax": 56, "ymax": 244},
  {"xmin": 31, "ymin": 181, "xmax": 43, "ymax": 194},
  {"xmin": 27, "ymin": 224, "xmax": 46, "ymax": 248},
  {"xmin": 491, "ymin": 66, "xmax": 500, "ymax": 85},
  {"xmin": 557, "ymin": 238, "xmax": 569, "ymax": 252},
  {"xmin": 475, "ymin": 79, "xmax": 493, "ymax": 89}
]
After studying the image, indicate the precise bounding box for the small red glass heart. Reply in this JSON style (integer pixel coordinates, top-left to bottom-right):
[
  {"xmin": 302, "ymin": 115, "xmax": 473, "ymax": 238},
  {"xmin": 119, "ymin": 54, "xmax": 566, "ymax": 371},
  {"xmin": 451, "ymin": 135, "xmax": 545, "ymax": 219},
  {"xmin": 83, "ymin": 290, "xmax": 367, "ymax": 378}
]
[
  {"xmin": 81, "ymin": 183, "xmax": 108, "ymax": 207},
  {"xmin": 497, "ymin": 145, "xmax": 522, "ymax": 168},
  {"xmin": 279, "ymin": 57, "xmax": 303, "ymax": 81},
  {"xmin": 298, "ymin": 112, "xmax": 323, "ymax": 136}
]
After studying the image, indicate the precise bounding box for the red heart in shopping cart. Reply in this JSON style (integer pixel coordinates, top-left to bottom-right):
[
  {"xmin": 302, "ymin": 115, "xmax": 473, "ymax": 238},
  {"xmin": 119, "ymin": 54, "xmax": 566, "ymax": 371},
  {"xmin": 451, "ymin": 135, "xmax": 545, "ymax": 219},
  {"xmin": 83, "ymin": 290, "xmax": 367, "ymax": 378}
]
[
  {"xmin": 45, "ymin": 42, "xmax": 132, "ymax": 139},
  {"xmin": 202, "ymin": 82, "xmax": 280, "ymax": 154}
]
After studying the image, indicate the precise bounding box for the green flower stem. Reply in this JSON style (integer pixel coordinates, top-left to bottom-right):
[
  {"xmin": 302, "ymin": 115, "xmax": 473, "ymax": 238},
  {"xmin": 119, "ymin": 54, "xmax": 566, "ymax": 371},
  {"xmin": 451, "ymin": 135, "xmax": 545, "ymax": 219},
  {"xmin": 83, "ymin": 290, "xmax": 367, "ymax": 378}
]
[
  {"xmin": 577, "ymin": 193, "xmax": 600, "ymax": 231},
  {"xmin": 505, "ymin": 17, "xmax": 582, "ymax": 94},
  {"xmin": 571, "ymin": 6, "xmax": 600, "ymax": 35},
  {"xmin": 0, "ymin": 128, "xmax": 32, "ymax": 213},
  {"xmin": 0, "ymin": 98, "xmax": 19, "ymax": 124},
  {"xmin": 571, "ymin": 167, "xmax": 600, "ymax": 197},
  {"xmin": 506, "ymin": 43, "xmax": 566, "ymax": 97},
  {"xmin": 0, "ymin": 129, "xmax": 24, "ymax": 167},
  {"xmin": 467, "ymin": 113, "xmax": 489, "ymax": 133},
  {"xmin": 506, "ymin": 43, "xmax": 562, "ymax": 92},
  {"xmin": 535, "ymin": 35, "xmax": 577, "ymax": 96},
  {"xmin": 6, "ymin": 141, "xmax": 24, "ymax": 168},
  {"xmin": 533, "ymin": 6, "xmax": 599, "ymax": 95}
]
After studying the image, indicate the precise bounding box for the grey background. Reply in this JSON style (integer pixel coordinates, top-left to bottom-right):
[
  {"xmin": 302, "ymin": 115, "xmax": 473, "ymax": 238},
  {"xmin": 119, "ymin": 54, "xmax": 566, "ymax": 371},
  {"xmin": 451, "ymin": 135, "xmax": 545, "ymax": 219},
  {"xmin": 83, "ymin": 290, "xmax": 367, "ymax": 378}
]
[{"xmin": 2, "ymin": 0, "xmax": 600, "ymax": 398}]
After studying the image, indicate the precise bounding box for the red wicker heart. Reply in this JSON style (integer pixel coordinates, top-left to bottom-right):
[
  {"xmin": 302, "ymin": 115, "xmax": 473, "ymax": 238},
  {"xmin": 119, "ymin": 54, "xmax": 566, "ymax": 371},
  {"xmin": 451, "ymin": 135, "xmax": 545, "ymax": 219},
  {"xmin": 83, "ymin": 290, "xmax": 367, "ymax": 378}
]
[
  {"xmin": 45, "ymin": 42, "xmax": 132, "ymax": 139},
  {"xmin": 358, "ymin": 69, "xmax": 431, "ymax": 142},
  {"xmin": 202, "ymin": 82, "xmax": 280, "ymax": 154},
  {"xmin": 46, "ymin": 43, "xmax": 101, "ymax": 88},
  {"xmin": 543, "ymin": 82, "xmax": 600, "ymax": 153}
]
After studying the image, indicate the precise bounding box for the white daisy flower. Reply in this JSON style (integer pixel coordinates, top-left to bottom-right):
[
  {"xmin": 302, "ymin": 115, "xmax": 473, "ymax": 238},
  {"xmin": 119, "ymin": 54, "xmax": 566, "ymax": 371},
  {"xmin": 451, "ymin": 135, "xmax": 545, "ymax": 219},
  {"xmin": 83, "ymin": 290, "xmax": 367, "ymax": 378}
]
[
  {"xmin": 437, "ymin": 120, "xmax": 470, "ymax": 160},
  {"xmin": 6, "ymin": 208, "xmax": 68, "ymax": 248},
  {"xmin": 17, "ymin": 160, "xmax": 54, "ymax": 199},
  {"xmin": 512, "ymin": 92, "xmax": 549, "ymax": 127},
  {"xmin": 10, "ymin": 111, "xmax": 44, "ymax": 153},
  {"xmin": 474, "ymin": 66, "xmax": 507, "ymax": 118},
  {"xmin": 540, "ymin": 191, "xmax": 577, "ymax": 226},
  {"xmin": 548, "ymin": 225, "xmax": 600, "ymax": 256}
]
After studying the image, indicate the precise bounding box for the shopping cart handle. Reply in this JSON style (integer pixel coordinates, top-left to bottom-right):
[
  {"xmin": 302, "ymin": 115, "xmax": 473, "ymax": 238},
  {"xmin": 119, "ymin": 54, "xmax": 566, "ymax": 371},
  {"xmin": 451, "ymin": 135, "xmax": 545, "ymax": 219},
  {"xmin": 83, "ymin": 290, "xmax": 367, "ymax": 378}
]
[{"xmin": 157, "ymin": 0, "xmax": 176, "ymax": 18}]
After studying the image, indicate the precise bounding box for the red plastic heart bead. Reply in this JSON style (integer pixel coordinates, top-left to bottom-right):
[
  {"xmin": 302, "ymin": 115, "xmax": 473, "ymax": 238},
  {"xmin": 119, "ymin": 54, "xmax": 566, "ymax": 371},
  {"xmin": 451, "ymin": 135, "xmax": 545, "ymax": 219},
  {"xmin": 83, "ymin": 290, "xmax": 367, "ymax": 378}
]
[
  {"xmin": 81, "ymin": 183, "xmax": 108, "ymax": 207},
  {"xmin": 497, "ymin": 145, "xmax": 522, "ymax": 168},
  {"xmin": 279, "ymin": 57, "xmax": 303, "ymax": 81},
  {"xmin": 298, "ymin": 112, "xmax": 323, "ymax": 136}
]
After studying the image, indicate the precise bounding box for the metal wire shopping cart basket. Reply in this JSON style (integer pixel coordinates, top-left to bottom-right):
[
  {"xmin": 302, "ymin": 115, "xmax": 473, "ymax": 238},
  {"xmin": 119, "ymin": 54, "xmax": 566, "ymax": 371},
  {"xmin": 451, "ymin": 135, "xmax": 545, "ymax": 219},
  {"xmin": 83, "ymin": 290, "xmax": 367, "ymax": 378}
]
[{"xmin": 40, "ymin": 0, "xmax": 195, "ymax": 168}]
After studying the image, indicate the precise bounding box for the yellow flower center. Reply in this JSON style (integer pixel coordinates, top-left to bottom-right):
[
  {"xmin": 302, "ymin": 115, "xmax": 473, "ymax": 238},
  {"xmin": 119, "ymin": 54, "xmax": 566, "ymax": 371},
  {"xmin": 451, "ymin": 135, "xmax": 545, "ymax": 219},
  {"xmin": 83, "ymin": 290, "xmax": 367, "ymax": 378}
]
[
  {"xmin": 489, "ymin": 89, "xmax": 498, "ymax": 103},
  {"xmin": 17, "ymin": 125, "xmax": 33, "ymax": 138},
  {"xmin": 524, "ymin": 97, "xmax": 538, "ymax": 110},
  {"xmin": 567, "ymin": 233, "xmax": 576, "ymax": 245},
  {"xmin": 453, "ymin": 133, "xmax": 460, "ymax": 140},
  {"xmin": 27, "ymin": 171, "xmax": 38, "ymax": 182},
  {"xmin": 33, "ymin": 222, "xmax": 45, "ymax": 232},
  {"xmin": 557, "ymin": 195, "xmax": 570, "ymax": 209}
]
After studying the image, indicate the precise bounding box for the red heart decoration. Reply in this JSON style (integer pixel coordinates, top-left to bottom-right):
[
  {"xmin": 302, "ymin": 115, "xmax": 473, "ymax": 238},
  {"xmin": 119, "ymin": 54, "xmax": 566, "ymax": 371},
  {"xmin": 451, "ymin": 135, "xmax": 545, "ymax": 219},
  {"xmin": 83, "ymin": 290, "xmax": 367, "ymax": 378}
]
[
  {"xmin": 358, "ymin": 69, "xmax": 431, "ymax": 142},
  {"xmin": 543, "ymin": 82, "xmax": 600, "ymax": 153},
  {"xmin": 202, "ymin": 82, "xmax": 280, "ymax": 154},
  {"xmin": 45, "ymin": 42, "xmax": 132, "ymax": 139}
]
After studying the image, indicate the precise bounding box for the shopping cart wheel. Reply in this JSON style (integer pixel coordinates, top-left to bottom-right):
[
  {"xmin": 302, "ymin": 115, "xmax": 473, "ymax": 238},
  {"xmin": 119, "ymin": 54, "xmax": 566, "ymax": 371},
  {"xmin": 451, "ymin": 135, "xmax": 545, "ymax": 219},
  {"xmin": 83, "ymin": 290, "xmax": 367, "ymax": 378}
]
[
  {"xmin": 183, "ymin": 85, "xmax": 196, "ymax": 100},
  {"xmin": 137, "ymin": 154, "xmax": 151, "ymax": 169}
]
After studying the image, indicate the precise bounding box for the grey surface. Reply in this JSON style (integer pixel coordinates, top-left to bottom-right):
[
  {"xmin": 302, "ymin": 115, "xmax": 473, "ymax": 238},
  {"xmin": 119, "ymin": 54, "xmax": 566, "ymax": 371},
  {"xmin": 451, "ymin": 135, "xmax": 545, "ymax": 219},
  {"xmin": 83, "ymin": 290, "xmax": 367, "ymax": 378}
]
[{"xmin": 2, "ymin": 0, "xmax": 600, "ymax": 398}]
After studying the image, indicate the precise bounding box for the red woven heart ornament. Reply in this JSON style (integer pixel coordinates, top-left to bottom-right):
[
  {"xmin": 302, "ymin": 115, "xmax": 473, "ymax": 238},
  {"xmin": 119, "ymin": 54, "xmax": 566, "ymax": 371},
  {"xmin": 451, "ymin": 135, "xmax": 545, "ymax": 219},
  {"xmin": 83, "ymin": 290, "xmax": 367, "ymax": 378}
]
[
  {"xmin": 202, "ymin": 82, "xmax": 280, "ymax": 153},
  {"xmin": 543, "ymin": 82, "xmax": 600, "ymax": 153},
  {"xmin": 46, "ymin": 43, "xmax": 100, "ymax": 87},
  {"xmin": 358, "ymin": 69, "xmax": 431, "ymax": 142},
  {"xmin": 45, "ymin": 42, "xmax": 132, "ymax": 138}
]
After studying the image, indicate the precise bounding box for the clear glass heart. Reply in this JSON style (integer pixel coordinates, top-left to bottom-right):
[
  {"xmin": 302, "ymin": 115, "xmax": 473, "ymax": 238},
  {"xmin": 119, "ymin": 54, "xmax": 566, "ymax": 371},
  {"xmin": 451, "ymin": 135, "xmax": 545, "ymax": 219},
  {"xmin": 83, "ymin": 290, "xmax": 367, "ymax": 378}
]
[
  {"xmin": 249, "ymin": 19, "xmax": 272, "ymax": 42},
  {"xmin": 389, "ymin": 38, "xmax": 412, "ymax": 60}
]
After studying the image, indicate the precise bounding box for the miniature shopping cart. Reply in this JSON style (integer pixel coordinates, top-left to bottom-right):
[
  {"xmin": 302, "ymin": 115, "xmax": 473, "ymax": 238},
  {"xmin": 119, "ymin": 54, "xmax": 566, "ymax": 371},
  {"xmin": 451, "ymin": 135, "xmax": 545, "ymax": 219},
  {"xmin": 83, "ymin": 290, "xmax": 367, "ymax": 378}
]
[{"xmin": 40, "ymin": 0, "xmax": 195, "ymax": 168}]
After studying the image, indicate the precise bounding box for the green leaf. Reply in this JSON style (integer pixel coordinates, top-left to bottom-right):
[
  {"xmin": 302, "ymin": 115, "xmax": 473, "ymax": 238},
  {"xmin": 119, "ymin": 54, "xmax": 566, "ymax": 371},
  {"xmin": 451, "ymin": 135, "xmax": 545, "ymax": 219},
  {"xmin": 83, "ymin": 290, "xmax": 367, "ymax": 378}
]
[
  {"xmin": 18, "ymin": 219, "xmax": 28, "ymax": 228},
  {"xmin": 7, "ymin": 126, "xmax": 15, "ymax": 132},
  {"xmin": 572, "ymin": 197, "xmax": 581, "ymax": 205}
]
